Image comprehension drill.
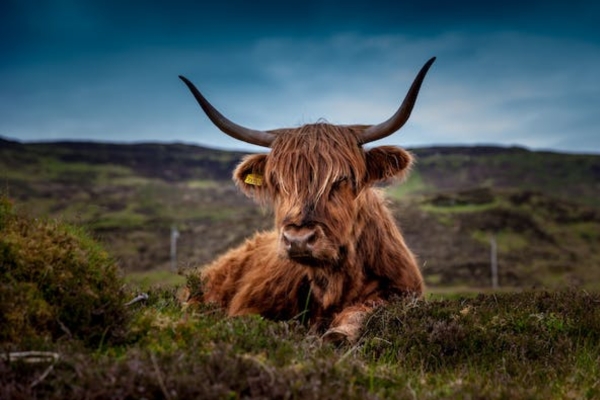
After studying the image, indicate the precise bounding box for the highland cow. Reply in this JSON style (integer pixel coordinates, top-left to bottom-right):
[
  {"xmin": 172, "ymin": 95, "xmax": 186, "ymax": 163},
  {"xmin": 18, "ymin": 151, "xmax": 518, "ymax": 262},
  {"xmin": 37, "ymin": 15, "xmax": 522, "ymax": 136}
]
[{"xmin": 179, "ymin": 57, "xmax": 435, "ymax": 342}]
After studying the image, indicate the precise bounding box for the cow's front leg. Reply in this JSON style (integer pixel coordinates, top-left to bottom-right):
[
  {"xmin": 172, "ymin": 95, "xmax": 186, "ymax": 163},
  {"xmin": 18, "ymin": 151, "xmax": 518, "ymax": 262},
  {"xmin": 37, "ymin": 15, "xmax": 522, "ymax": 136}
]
[{"xmin": 322, "ymin": 301, "xmax": 383, "ymax": 344}]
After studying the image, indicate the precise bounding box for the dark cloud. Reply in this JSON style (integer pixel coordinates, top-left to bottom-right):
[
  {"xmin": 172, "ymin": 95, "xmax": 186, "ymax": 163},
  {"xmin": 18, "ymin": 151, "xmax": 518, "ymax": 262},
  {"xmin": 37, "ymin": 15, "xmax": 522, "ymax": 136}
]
[{"xmin": 0, "ymin": 0, "xmax": 599, "ymax": 153}]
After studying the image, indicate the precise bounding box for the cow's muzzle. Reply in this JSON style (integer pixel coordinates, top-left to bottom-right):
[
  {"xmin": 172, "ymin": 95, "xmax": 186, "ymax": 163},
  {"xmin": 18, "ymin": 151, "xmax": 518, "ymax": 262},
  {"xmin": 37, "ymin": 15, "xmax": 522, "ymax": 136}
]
[{"xmin": 282, "ymin": 224, "xmax": 319, "ymax": 259}]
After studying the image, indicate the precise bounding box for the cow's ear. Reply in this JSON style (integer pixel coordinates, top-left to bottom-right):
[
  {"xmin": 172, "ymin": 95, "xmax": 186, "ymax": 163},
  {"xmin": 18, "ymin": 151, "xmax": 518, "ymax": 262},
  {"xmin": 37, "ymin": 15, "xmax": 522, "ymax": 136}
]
[
  {"xmin": 365, "ymin": 146, "xmax": 413, "ymax": 184},
  {"xmin": 233, "ymin": 154, "xmax": 269, "ymax": 199}
]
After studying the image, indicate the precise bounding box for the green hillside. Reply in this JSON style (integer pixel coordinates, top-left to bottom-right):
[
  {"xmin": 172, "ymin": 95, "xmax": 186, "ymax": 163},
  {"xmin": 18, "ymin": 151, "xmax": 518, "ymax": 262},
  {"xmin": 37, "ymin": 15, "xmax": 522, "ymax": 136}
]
[
  {"xmin": 395, "ymin": 146, "xmax": 600, "ymax": 207},
  {"xmin": 1, "ymin": 197, "xmax": 598, "ymax": 397},
  {"xmin": 1, "ymin": 137, "xmax": 599, "ymax": 290},
  {"xmin": 396, "ymin": 188, "xmax": 600, "ymax": 289}
]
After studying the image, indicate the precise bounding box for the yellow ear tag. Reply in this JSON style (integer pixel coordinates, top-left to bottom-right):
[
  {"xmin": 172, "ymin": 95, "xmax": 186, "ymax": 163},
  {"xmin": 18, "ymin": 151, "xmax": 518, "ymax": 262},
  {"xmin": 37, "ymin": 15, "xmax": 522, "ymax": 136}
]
[{"xmin": 244, "ymin": 174, "xmax": 264, "ymax": 186}]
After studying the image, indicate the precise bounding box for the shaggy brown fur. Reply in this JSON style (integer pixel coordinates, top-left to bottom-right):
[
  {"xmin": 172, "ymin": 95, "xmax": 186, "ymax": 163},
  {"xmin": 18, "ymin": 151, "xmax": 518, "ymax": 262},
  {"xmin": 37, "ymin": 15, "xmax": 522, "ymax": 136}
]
[{"xmin": 193, "ymin": 122, "xmax": 424, "ymax": 342}]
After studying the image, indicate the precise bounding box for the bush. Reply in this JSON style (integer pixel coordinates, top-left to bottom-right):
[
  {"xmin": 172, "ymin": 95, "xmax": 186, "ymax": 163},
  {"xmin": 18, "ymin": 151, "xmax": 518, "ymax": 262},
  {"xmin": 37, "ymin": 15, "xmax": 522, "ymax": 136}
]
[
  {"xmin": 361, "ymin": 290, "xmax": 600, "ymax": 374},
  {"xmin": 0, "ymin": 196, "xmax": 129, "ymax": 348}
]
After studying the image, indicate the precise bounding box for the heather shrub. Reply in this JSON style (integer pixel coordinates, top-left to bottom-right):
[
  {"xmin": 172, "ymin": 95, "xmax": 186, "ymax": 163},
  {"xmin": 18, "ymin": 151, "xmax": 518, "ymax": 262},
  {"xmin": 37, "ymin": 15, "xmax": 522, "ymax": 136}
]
[{"xmin": 0, "ymin": 195, "xmax": 129, "ymax": 348}]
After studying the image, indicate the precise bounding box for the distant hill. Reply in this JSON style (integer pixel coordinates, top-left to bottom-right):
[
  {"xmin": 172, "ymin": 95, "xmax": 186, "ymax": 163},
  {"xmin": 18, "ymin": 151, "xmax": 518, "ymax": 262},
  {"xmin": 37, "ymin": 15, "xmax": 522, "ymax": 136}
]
[
  {"xmin": 1, "ymin": 138, "xmax": 599, "ymax": 289},
  {"xmin": 0, "ymin": 137, "xmax": 245, "ymax": 182},
  {"xmin": 3, "ymin": 138, "xmax": 598, "ymax": 205},
  {"xmin": 407, "ymin": 146, "xmax": 600, "ymax": 207}
]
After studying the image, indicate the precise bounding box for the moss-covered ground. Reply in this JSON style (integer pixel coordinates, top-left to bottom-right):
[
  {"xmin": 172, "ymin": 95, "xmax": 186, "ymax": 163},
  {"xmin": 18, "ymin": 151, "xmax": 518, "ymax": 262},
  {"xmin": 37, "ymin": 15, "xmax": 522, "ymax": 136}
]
[{"xmin": 2, "ymin": 195, "xmax": 600, "ymax": 399}]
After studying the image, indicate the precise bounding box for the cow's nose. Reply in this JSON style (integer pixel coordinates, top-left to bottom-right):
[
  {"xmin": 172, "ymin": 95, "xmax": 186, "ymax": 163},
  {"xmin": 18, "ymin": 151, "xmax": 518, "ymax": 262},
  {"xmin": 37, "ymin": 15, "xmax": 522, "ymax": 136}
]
[{"xmin": 282, "ymin": 226, "xmax": 317, "ymax": 256}]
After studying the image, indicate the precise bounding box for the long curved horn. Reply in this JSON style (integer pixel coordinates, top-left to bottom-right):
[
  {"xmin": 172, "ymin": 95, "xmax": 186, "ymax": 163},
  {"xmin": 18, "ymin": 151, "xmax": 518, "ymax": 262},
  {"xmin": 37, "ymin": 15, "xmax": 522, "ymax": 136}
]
[
  {"xmin": 179, "ymin": 76, "xmax": 276, "ymax": 148},
  {"xmin": 360, "ymin": 57, "xmax": 436, "ymax": 144}
]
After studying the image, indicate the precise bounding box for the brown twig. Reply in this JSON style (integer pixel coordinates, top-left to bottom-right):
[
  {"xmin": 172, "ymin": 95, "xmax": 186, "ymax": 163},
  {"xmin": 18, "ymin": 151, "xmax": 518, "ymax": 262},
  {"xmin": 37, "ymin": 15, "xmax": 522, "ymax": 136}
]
[{"xmin": 150, "ymin": 352, "xmax": 171, "ymax": 400}]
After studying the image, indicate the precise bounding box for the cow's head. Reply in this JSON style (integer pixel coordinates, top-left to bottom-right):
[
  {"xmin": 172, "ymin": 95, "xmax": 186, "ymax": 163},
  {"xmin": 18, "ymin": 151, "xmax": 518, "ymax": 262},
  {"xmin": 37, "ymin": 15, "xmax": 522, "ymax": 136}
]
[{"xmin": 180, "ymin": 57, "xmax": 435, "ymax": 267}]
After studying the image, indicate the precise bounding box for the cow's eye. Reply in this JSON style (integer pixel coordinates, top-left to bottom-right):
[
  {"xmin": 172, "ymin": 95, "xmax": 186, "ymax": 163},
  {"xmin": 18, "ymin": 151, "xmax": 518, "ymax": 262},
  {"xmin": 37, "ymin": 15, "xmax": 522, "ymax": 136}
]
[
  {"xmin": 331, "ymin": 177, "xmax": 348, "ymax": 192},
  {"xmin": 271, "ymin": 181, "xmax": 281, "ymax": 194}
]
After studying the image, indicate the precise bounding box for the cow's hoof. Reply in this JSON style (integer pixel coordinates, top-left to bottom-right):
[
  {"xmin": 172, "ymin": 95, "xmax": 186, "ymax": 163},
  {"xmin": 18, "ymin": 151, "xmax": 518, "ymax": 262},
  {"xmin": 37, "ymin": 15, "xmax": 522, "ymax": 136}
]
[
  {"xmin": 322, "ymin": 328, "xmax": 349, "ymax": 344},
  {"xmin": 323, "ymin": 323, "xmax": 363, "ymax": 344}
]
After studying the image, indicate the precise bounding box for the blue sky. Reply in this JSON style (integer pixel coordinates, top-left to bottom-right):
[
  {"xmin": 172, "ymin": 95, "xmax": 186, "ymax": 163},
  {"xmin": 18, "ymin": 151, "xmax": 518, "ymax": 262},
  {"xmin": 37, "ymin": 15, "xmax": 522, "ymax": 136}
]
[{"xmin": 1, "ymin": 0, "xmax": 599, "ymax": 153}]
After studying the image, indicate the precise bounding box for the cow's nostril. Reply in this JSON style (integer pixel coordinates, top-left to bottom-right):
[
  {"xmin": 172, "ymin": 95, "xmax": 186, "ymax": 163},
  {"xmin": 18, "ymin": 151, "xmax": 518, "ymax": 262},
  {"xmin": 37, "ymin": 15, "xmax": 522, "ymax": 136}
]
[{"xmin": 282, "ymin": 226, "xmax": 317, "ymax": 256}]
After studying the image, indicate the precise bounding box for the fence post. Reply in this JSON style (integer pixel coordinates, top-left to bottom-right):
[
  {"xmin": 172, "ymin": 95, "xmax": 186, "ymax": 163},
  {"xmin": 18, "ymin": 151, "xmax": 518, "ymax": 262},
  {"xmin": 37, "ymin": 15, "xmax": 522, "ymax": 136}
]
[
  {"xmin": 171, "ymin": 226, "xmax": 179, "ymax": 271},
  {"xmin": 490, "ymin": 234, "xmax": 498, "ymax": 289}
]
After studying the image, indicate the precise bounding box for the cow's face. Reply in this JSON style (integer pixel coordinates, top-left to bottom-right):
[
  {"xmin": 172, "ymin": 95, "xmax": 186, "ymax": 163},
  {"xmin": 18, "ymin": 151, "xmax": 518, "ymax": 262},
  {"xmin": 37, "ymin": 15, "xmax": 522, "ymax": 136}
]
[
  {"xmin": 233, "ymin": 123, "xmax": 413, "ymax": 266},
  {"xmin": 179, "ymin": 58, "xmax": 434, "ymax": 265}
]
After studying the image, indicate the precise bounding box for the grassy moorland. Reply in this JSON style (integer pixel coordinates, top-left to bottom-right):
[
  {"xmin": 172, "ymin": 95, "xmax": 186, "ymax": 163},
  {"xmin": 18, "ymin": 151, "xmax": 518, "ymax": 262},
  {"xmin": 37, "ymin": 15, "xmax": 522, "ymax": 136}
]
[
  {"xmin": 394, "ymin": 188, "xmax": 600, "ymax": 290},
  {"xmin": 1, "ymin": 138, "xmax": 599, "ymax": 291},
  {"xmin": 407, "ymin": 146, "xmax": 600, "ymax": 208},
  {"xmin": 1, "ymin": 199, "xmax": 599, "ymax": 399},
  {"xmin": 1, "ymin": 137, "xmax": 600, "ymax": 398}
]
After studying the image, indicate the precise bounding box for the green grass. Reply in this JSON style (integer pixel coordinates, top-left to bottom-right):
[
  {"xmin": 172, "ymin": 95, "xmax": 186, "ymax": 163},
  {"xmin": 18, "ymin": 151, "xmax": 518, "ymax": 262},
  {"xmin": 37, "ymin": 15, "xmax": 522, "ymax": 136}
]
[
  {"xmin": 472, "ymin": 230, "xmax": 529, "ymax": 251},
  {"xmin": 3, "ymin": 286, "xmax": 600, "ymax": 399},
  {"xmin": 110, "ymin": 175, "xmax": 154, "ymax": 186},
  {"xmin": 421, "ymin": 201, "xmax": 498, "ymax": 214},
  {"xmin": 125, "ymin": 270, "xmax": 187, "ymax": 290},
  {"xmin": 386, "ymin": 170, "xmax": 429, "ymax": 199},
  {"xmin": 569, "ymin": 222, "xmax": 600, "ymax": 242},
  {"xmin": 24, "ymin": 158, "xmax": 134, "ymax": 184},
  {"xmin": 90, "ymin": 213, "xmax": 148, "ymax": 230},
  {"xmin": 186, "ymin": 180, "xmax": 220, "ymax": 189},
  {"xmin": 2, "ymin": 196, "xmax": 600, "ymax": 398}
]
